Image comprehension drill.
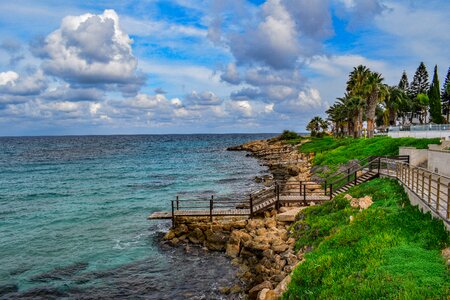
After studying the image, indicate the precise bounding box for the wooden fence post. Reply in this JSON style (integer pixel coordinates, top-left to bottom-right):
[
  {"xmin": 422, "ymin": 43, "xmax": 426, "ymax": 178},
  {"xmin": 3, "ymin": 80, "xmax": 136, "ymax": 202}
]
[
  {"xmin": 210, "ymin": 195, "xmax": 213, "ymax": 222},
  {"xmin": 416, "ymin": 169, "xmax": 419, "ymax": 194},
  {"xmin": 171, "ymin": 200, "xmax": 175, "ymax": 227},
  {"xmin": 436, "ymin": 178, "xmax": 440, "ymax": 213},
  {"xmin": 428, "ymin": 174, "xmax": 432, "ymax": 205},
  {"xmin": 421, "ymin": 171, "xmax": 425, "ymax": 199},
  {"xmin": 447, "ymin": 183, "xmax": 450, "ymax": 219}
]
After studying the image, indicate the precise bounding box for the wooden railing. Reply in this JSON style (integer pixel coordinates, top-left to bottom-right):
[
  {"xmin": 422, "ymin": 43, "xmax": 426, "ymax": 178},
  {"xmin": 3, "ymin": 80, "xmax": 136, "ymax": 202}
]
[{"xmin": 380, "ymin": 159, "xmax": 450, "ymax": 224}]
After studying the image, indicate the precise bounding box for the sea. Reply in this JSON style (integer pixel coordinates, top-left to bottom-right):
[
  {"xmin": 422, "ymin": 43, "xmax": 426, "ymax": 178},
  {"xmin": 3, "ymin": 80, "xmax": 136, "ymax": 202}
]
[{"xmin": 0, "ymin": 134, "xmax": 275, "ymax": 299}]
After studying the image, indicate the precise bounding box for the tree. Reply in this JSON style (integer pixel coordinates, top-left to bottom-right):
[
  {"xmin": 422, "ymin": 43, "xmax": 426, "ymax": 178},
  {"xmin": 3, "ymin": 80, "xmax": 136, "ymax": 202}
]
[
  {"xmin": 306, "ymin": 116, "xmax": 327, "ymax": 137},
  {"xmin": 346, "ymin": 65, "xmax": 370, "ymax": 137},
  {"xmin": 409, "ymin": 62, "xmax": 430, "ymax": 98},
  {"xmin": 428, "ymin": 65, "xmax": 444, "ymax": 123},
  {"xmin": 385, "ymin": 85, "xmax": 408, "ymax": 126},
  {"xmin": 416, "ymin": 93, "xmax": 429, "ymax": 124},
  {"xmin": 365, "ymin": 72, "xmax": 389, "ymax": 137},
  {"xmin": 409, "ymin": 62, "xmax": 429, "ymax": 123},
  {"xmin": 442, "ymin": 67, "xmax": 450, "ymax": 123},
  {"xmin": 398, "ymin": 71, "xmax": 409, "ymax": 91},
  {"xmin": 326, "ymin": 102, "xmax": 347, "ymax": 136}
]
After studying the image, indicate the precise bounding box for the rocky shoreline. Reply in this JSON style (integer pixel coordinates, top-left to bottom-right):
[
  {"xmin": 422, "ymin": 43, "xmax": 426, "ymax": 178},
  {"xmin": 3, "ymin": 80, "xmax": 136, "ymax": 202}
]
[{"xmin": 161, "ymin": 137, "xmax": 315, "ymax": 299}]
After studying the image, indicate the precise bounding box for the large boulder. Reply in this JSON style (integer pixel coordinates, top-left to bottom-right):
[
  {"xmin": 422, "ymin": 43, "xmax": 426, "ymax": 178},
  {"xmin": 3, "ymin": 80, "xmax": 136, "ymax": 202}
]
[
  {"xmin": 188, "ymin": 227, "xmax": 205, "ymax": 244},
  {"xmin": 248, "ymin": 281, "xmax": 273, "ymax": 300}
]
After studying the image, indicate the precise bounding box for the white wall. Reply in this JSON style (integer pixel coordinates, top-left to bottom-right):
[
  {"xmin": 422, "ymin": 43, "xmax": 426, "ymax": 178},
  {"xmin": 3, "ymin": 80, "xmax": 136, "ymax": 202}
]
[
  {"xmin": 389, "ymin": 131, "xmax": 450, "ymax": 139},
  {"xmin": 399, "ymin": 147, "xmax": 428, "ymax": 166},
  {"xmin": 427, "ymin": 150, "xmax": 450, "ymax": 177}
]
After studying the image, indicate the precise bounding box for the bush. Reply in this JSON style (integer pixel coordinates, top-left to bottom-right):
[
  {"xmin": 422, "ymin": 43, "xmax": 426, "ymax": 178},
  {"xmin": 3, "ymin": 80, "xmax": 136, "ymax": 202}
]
[{"xmin": 278, "ymin": 130, "xmax": 300, "ymax": 140}]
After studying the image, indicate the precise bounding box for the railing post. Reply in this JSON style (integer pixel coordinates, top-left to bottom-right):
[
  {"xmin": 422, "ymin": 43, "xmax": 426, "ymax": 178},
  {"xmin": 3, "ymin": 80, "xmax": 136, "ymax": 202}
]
[
  {"xmin": 408, "ymin": 166, "xmax": 411, "ymax": 187},
  {"xmin": 436, "ymin": 178, "xmax": 440, "ymax": 213},
  {"xmin": 354, "ymin": 171, "xmax": 357, "ymax": 185},
  {"xmin": 324, "ymin": 181, "xmax": 327, "ymax": 196},
  {"xmin": 421, "ymin": 171, "xmax": 425, "ymax": 199},
  {"xmin": 249, "ymin": 195, "xmax": 253, "ymax": 217},
  {"xmin": 347, "ymin": 168, "xmax": 350, "ymax": 182},
  {"xmin": 415, "ymin": 169, "xmax": 419, "ymax": 194},
  {"xmin": 396, "ymin": 163, "xmax": 399, "ymax": 178},
  {"xmin": 412, "ymin": 168, "xmax": 415, "ymax": 191},
  {"xmin": 447, "ymin": 183, "xmax": 450, "ymax": 219},
  {"xmin": 210, "ymin": 195, "xmax": 213, "ymax": 222},
  {"xmin": 377, "ymin": 157, "xmax": 381, "ymax": 174},
  {"xmin": 171, "ymin": 200, "xmax": 175, "ymax": 227},
  {"xmin": 329, "ymin": 184, "xmax": 333, "ymax": 200},
  {"xmin": 303, "ymin": 183, "xmax": 307, "ymax": 205},
  {"xmin": 176, "ymin": 195, "xmax": 179, "ymax": 210},
  {"xmin": 428, "ymin": 174, "xmax": 432, "ymax": 205}
]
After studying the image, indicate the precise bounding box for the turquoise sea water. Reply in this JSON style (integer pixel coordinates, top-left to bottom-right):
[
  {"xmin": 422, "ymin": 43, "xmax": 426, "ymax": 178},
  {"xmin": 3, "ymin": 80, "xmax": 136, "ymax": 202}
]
[{"xmin": 0, "ymin": 134, "xmax": 274, "ymax": 299}]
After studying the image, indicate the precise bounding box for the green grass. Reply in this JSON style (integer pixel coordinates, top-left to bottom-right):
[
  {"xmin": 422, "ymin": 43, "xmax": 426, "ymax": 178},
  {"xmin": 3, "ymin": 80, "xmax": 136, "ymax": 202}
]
[
  {"xmin": 298, "ymin": 136, "xmax": 441, "ymax": 175},
  {"xmin": 283, "ymin": 179, "xmax": 449, "ymax": 299}
]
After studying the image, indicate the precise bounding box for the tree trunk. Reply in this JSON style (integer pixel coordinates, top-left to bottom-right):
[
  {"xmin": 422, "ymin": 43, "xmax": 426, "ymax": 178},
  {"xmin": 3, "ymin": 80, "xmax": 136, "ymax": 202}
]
[{"xmin": 366, "ymin": 92, "xmax": 378, "ymax": 138}]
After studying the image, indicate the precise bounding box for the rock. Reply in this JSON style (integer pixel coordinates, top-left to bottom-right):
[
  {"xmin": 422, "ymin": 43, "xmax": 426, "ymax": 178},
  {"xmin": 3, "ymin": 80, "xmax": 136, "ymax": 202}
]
[
  {"xmin": 229, "ymin": 284, "xmax": 242, "ymax": 294},
  {"xmin": 205, "ymin": 241, "xmax": 226, "ymax": 251},
  {"xmin": 344, "ymin": 194, "xmax": 353, "ymax": 201},
  {"xmin": 248, "ymin": 281, "xmax": 273, "ymax": 299},
  {"xmin": 204, "ymin": 229, "xmax": 228, "ymax": 243},
  {"xmin": 257, "ymin": 288, "xmax": 270, "ymax": 300},
  {"xmin": 226, "ymin": 242, "xmax": 240, "ymax": 258},
  {"xmin": 271, "ymin": 240, "xmax": 289, "ymax": 253},
  {"xmin": 265, "ymin": 218, "xmax": 277, "ymax": 229},
  {"xmin": 169, "ymin": 238, "xmax": 180, "ymax": 246},
  {"xmin": 264, "ymin": 290, "xmax": 279, "ymax": 300},
  {"xmin": 263, "ymin": 249, "xmax": 274, "ymax": 258},
  {"xmin": 349, "ymin": 215, "xmax": 354, "ymax": 223},
  {"xmin": 188, "ymin": 227, "xmax": 205, "ymax": 244},
  {"xmin": 163, "ymin": 230, "xmax": 175, "ymax": 240},
  {"xmin": 358, "ymin": 196, "xmax": 373, "ymax": 210},
  {"xmin": 173, "ymin": 224, "xmax": 189, "ymax": 236},
  {"xmin": 219, "ymin": 286, "xmax": 230, "ymax": 295}
]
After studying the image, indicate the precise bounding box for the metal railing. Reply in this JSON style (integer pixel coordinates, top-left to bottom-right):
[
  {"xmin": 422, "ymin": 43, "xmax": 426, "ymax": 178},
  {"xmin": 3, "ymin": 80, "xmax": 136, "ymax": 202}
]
[
  {"xmin": 381, "ymin": 159, "xmax": 450, "ymax": 224},
  {"xmin": 389, "ymin": 124, "xmax": 450, "ymax": 132}
]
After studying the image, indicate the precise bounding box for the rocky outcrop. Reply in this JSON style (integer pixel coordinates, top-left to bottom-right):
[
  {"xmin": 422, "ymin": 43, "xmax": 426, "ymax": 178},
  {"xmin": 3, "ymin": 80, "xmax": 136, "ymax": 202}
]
[
  {"xmin": 344, "ymin": 194, "xmax": 373, "ymax": 210},
  {"xmin": 163, "ymin": 213, "xmax": 303, "ymax": 298}
]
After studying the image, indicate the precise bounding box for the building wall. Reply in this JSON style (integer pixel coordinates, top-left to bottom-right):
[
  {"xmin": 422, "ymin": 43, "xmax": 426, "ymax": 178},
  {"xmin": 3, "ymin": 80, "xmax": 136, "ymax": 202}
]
[
  {"xmin": 399, "ymin": 147, "xmax": 428, "ymax": 167},
  {"xmin": 427, "ymin": 149, "xmax": 450, "ymax": 177},
  {"xmin": 389, "ymin": 131, "xmax": 450, "ymax": 139}
]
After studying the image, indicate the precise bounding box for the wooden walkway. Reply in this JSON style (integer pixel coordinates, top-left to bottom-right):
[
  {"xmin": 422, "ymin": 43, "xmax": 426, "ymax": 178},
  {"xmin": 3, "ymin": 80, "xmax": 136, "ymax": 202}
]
[{"xmin": 148, "ymin": 155, "xmax": 450, "ymax": 228}]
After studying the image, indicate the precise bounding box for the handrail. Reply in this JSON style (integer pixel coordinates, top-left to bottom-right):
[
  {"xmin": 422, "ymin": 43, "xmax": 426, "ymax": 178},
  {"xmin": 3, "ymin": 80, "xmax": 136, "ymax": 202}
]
[{"xmin": 329, "ymin": 157, "xmax": 380, "ymax": 187}]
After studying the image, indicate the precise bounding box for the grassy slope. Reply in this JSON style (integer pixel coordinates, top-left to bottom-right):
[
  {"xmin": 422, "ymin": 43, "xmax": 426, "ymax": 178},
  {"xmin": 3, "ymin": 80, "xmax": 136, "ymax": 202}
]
[
  {"xmin": 283, "ymin": 179, "xmax": 449, "ymax": 299},
  {"xmin": 295, "ymin": 136, "xmax": 441, "ymax": 175}
]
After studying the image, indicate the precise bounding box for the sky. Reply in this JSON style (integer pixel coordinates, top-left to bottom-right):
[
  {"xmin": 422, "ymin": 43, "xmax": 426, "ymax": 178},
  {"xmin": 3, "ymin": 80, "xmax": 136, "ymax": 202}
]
[{"xmin": 0, "ymin": 0, "xmax": 449, "ymax": 136}]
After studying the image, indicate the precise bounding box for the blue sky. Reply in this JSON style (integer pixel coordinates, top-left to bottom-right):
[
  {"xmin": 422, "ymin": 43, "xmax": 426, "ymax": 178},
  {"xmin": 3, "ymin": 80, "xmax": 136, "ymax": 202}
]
[{"xmin": 0, "ymin": 0, "xmax": 449, "ymax": 136}]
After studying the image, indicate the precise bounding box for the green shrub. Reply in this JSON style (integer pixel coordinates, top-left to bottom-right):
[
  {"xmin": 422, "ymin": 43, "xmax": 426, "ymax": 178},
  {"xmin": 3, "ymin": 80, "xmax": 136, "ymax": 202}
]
[{"xmin": 279, "ymin": 130, "xmax": 300, "ymax": 141}]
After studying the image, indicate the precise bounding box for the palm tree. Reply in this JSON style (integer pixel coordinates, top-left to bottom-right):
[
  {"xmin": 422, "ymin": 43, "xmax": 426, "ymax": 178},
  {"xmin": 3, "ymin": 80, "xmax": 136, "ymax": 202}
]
[
  {"xmin": 326, "ymin": 102, "xmax": 346, "ymax": 136},
  {"xmin": 346, "ymin": 66, "xmax": 371, "ymax": 138},
  {"xmin": 307, "ymin": 116, "xmax": 326, "ymax": 137},
  {"xmin": 365, "ymin": 72, "xmax": 389, "ymax": 137},
  {"xmin": 385, "ymin": 86, "xmax": 409, "ymax": 126}
]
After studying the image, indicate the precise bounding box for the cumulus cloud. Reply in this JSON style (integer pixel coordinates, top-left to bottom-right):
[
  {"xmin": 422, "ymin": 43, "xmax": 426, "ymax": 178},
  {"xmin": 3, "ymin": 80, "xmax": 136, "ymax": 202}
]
[
  {"xmin": 184, "ymin": 91, "xmax": 223, "ymax": 106},
  {"xmin": 0, "ymin": 70, "xmax": 47, "ymax": 97},
  {"xmin": 274, "ymin": 88, "xmax": 324, "ymax": 114},
  {"xmin": 36, "ymin": 9, "xmax": 144, "ymax": 94}
]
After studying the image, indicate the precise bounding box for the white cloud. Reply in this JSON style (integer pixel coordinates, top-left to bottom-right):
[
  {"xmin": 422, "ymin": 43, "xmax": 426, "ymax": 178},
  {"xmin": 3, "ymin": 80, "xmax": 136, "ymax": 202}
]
[
  {"xmin": 0, "ymin": 71, "xmax": 19, "ymax": 85},
  {"xmin": 37, "ymin": 9, "xmax": 144, "ymax": 93}
]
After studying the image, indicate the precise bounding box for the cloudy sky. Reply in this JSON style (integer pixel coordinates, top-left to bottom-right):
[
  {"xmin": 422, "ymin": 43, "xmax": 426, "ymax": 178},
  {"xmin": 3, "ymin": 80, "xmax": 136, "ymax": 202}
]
[{"xmin": 0, "ymin": 0, "xmax": 449, "ymax": 136}]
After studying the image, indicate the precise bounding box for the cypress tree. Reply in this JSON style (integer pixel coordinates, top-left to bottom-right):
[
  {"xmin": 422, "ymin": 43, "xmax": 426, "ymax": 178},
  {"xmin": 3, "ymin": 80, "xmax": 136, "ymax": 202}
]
[
  {"xmin": 442, "ymin": 67, "xmax": 450, "ymax": 122},
  {"xmin": 428, "ymin": 65, "xmax": 443, "ymax": 123},
  {"xmin": 398, "ymin": 71, "xmax": 409, "ymax": 91},
  {"xmin": 409, "ymin": 62, "xmax": 429, "ymax": 99}
]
